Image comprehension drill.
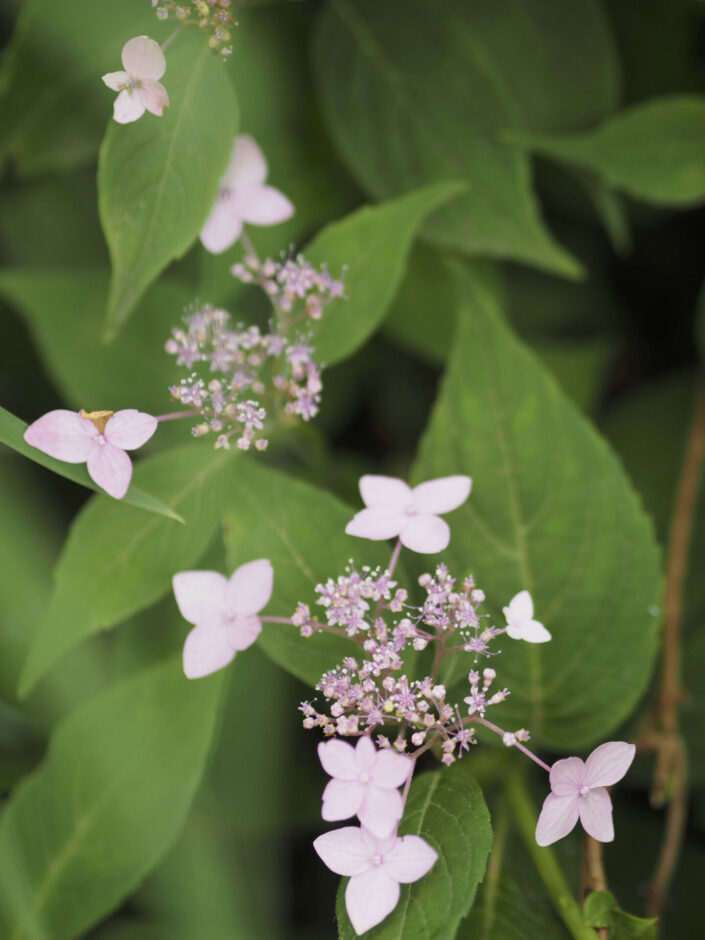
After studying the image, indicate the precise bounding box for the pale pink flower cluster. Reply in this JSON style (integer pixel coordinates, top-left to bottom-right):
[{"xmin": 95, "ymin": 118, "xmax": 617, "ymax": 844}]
[
  {"xmin": 231, "ymin": 251, "xmax": 344, "ymax": 322},
  {"xmin": 152, "ymin": 0, "xmax": 236, "ymax": 58}
]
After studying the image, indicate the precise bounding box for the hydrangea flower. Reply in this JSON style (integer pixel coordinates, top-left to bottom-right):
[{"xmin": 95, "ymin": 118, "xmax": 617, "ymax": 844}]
[
  {"xmin": 24, "ymin": 408, "xmax": 157, "ymax": 499},
  {"xmin": 313, "ymin": 826, "xmax": 438, "ymax": 935},
  {"xmin": 535, "ymin": 741, "xmax": 636, "ymax": 846},
  {"xmin": 345, "ymin": 475, "xmax": 472, "ymax": 554},
  {"xmin": 102, "ymin": 36, "xmax": 169, "ymax": 124},
  {"xmin": 200, "ymin": 134, "xmax": 294, "ymax": 254},
  {"xmin": 503, "ymin": 590, "xmax": 551, "ymax": 643},
  {"xmin": 318, "ymin": 736, "xmax": 413, "ymax": 837},
  {"xmin": 173, "ymin": 559, "xmax": 273, "ymax": 679}
]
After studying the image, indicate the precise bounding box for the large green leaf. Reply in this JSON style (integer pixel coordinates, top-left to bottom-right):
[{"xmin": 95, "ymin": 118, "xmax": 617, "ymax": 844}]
[
  {"xmin": 306, "ymin": 183, "xmax": 463, "ymax": 365},
  {"xmin": 223, "ymin": 460, "xmax": 395, "ymax": 686},
  {"xmin": 335, "ymin": 765, "xmax": 492, "ymax": 939},
  {"xmin": 312, "ymin": 0, "xmax": 582, "ymax": 276},
  {"xmin": 19, "ymin": 444, "xmax": 237, "ymax": 695},
  {"xmin": 516, "ymin": 96, "xmax": 705, "ymax": 207},
  {"xmin": 0, "ymin": 658, "xmax": 223, "ymax": 940},
  {"xmin": 98, "ymin": 34, "xmax": 238, "ymax": 337},
  {"xmin": 0, "ymin": 0, "xmax": 162, "ymax": 174},
  {"xmin": 0, "ymin": 405, "xmax": 182, "ymax": 522},
  {"xmin": 413, "ymin": 266, "xmax": 661, "ymax": 749}
]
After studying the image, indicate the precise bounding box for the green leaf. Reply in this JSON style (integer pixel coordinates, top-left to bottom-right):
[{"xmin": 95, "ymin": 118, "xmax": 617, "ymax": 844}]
[
  {"xmin": 223, "ymin": 460, "xmax": 395, "ymax": 687},
  {"xmin": 312, "ymin": 0, "xmax": 582, "ymax": 276},
  {"xmin": 514, "ymin": 96, "xmax": 705, "ymax": 207},
  {"xmin": 19, "ymin": 444, "xmax": 237, "ymax": 696},
  {"xmin": 336, "ymin": 766, "xmax": 493, "ymax": 939},
  {"xmin": 0, "ymin": 0, "xmax": 162, "ymax": 174},
  {"xmin": 306, "ymin": 183, "xmax": 463, "ymax": 365},
  {"xmin": 583, "ymin": 890, "xmax": 617, "ymax": 928},
  {"xmin": 0, "ymin": 405, "xmax": 182, "ymax": 523},
  {"xmin": 582, "ymin": 891, "xmax": 658, "ymax": 939},
  {"xmin": 0, "ymin": 267, "xmax": 191, "ymax": 417},
  {"xmin": 98, "ymin": 34, "xmax": 238, "ymax": 337},
  {"xmin": 0, "ymin": 658, "xmax": 223, "ymax": 940},
  {"xmin": 413, "ymin": 265, "xmax": 662, "ymax": 749}
]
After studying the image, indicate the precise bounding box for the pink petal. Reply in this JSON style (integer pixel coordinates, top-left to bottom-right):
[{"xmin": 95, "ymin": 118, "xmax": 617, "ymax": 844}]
[
  {"xmin": 226, "ymin": 558, "xmax": 273, "ymax": 616},
  {"xmin": 508, "ymin": 590, "xmax": 534, "ymax": 621},
  {"xmin": 578, "ymin": 787, "xmax": 614, "ymax": 842},
  {"xmin": 318, "ymin": 739, "xmax": 359, "ymax": 780},
  {"xmin": 24, "ymin": 409, "xmax": 95, "ymax": 462},
  {"xmin": 399, "ymin": 514, "xmax": 450, "ymax": 553},
  {"xmin": 182, "ymin": 624, "xmax": 235, "ymax": 679},
  {"xmin": 226, "ymin": 614, "xmax": 261, "ymax": 652},
  {"xmin": 322, "ymin": 779, "xmax": 365, "ymax": 821},
  {"xmin": 200, "ymin": 196, "xmax": 243, "ymax": 254},
  {"xmin": 172, "ymin": 570, "xmax": 228, "ymax": 626},
  {"xmin": 358, "ymin": 785, "xmax": 403, "ymax": 839},
  {"xmin": 519, "ymin": 619, "xmax": 552, "ymax": 644},
  {"xmin": 355, "ymin": 735, "xmax": 378, "ymax": 773},
  {"xmin": 86, "ymin": 441, "xmax": 132, "ymax": 499},
  {"xmin": 313, "ymin": 827, "xmax": 371, "ymax": 877},
  {"xmin": 383, "ymin": 834, "xmax": 438, "ymax": 883},
  {"xmin": 411, "ymin": 475, "xmax": 472, "ymax": 514},
  {"xmin": 345, "ymin": 507, "xmax": 407, "ymax": 541},
  {"xmin": 549, "ymin": 756, "xmax": 586, "ymax": 796},
  {"xmin": 584, "ymin": 742, "xmax": 636, "ymax": 788},
  {"xmin": 139, "ymin": 78, "xmax": 169, "ymax": 117},
  {"xmin": 113, "ymin": 88, "xmax": 146, "ymax": 124},
  {"xmin": 224, "ymin": 133, "xmax": 268, "ymax": 189},
  {"xmin": 535, "ymin": 792, "xmax": 580, "ymax": 846},
  {"xmin": 230, "ymin": 184, "xmax": 294, "ymax": 226},
  {"xmin": 370, "ymin": 750, "xmax": 413, "ymax": 789},
  {"xmin": 102, "ymin": 70, "xmax": 129, "ymax": 91},
  {"xmin": 121, "ymin": 36, "xmax": 166, "ymax": 80},
  {"xmin": 346, "ymin": 867, "xmax": 400, "ymax": 935},
  {"xmin": 104, "ymin": 409, "xmax": 158, "ymax": 450},
  {"xmin": 359, "ymin": 475, "xmax": 412, "ymax": 510}
]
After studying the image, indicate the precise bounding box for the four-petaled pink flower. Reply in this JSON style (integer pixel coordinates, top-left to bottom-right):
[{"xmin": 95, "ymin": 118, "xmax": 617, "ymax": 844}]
[
  {"xmin": 102, "ymin": 36, "xmax": 169, "ymax": 124},
  {"xmin": 173, "ymin": 559, "xmax": 273, "ymax": 679},
  {"xmin": 319, "ymin": 736, "xmax": 413, "ymax": 838},
  {"xmin": 24, "ymin": 408, "xmax": 157, "ymax": 499},
  {"xmin": 345, "ymin": 475, "xmax": 472, "ymax": 554},
  {"xmin": 535, "ymin": 741, "xmax": 636, "ymax": 846},
  {"xmin": 314, "ymin": 826, "xmax": 438, "ymax": 935},
  {"xmin": 200, "ymin": 134, "xmax": 294, "ymax": 254},
  {"xmin": 503, "ymin": 590, "xmax": 551, "ymax": 643}
]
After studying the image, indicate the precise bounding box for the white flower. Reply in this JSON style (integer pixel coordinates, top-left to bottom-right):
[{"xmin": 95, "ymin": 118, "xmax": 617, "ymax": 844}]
[
  {"xmin": 503, "ymin": 590, "xmax": 551, "ymax": 643},
  {"xmin": 102, "ymin": 36, "xmax": 169, "ymax": 124}
]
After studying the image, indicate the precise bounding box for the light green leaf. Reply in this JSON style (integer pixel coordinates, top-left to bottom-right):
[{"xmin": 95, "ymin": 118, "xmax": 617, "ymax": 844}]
[
  {"xmin": 223, "ymin": 460, "xmax": 395, "ymax": 687},
  {"xmin": 413, "ymin": 265, "xmax": 661, "ymax": 749},
  {"xmin": 336, "ymin": 766, "xmax": 492, "ymax": 939},
  {"xmin": 515, "ymin": 96, "xmax": 705, "ymax": 207},
  {"xmin": 0, "ymin": 658, "xmax": 223, "ymax": 940},
  {"xmin": 312, "ymin": 0, "xmax": 582, "ymax": 276},
  {"xmin": 0, "ymin": 0, "xmax": 162, "ymax": 174},
  {"xmin": 0, "ymin": 405, "xmax": 182, "ymax": 523},
  {"xmin": 306, "ymin": 183, "xmax": 464, "ymax": 365},
  {"xmin": 98, "ymin": 34, "xmax": 238, "ymax": 337},
  {"xmin": 19, "ymin": 444, "xmax": 237, "ymax": 695}
]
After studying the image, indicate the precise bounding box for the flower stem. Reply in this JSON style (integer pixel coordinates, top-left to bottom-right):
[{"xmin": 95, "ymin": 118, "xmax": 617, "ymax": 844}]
[
  {"xmin": 387, "ymin": 538, "xmax": 403, "ymax": 577},
  {"xmin": 581, "ymin": 836, "xmax": 609, "ymax": 940},
  {"xmin": 505, "ymin": 772, "xmax": 599, "ymax": 940},
  {"xmin": 474, "ymin": 716, "xmax": 551, "ymax": 774},
  {"xmin": 160, "ymin": 25, "xmax": 184, "ymax": 51},
  {"xmin": 156, "ymin": 409, "xmax": 199, "ymax": 422}
]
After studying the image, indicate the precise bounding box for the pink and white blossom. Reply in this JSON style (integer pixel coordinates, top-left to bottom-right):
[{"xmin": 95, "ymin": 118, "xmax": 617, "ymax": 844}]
[
  {"xmin": 200, "ymin": 134, "xmax": 294, "ymax": 254},
  {"xmin": 535, "ymin": 741, "xmax": 636, "ymax": 846},
  {"xmin": 313, "ymin": 826, "xmax": 437, "ymax": 935},
  {"xmin": 24, "ymin": 408, "xmax": 157, "ymax": 499},
  {"xmin": 345, "ymin": 475, "xmax": 471, "ymax": 554},
  {"xmin": 503, "ymin": 590, "xmax": 551, "ymax": 643},
  {"xmin": 173, "ymin": 559, "xmax": 273, "ymax": 679},
  {"xmin": 102, "ymin": 36, "xmax": 169, "ymax": 124},
  {"xmin": 318, "ymin": 736, "xmax": 413, "ymax": 837}
]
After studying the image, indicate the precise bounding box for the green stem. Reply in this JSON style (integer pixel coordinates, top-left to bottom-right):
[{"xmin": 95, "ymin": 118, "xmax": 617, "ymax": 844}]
[{"xmin": 505, "ymin": 772, "xmax": 598, "ymax": 940}]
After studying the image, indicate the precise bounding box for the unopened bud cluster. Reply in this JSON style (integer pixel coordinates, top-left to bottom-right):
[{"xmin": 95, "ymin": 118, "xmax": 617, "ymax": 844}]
[
  {"xmin": 231, "ymin": 252, "xmax": 345, "ymax": 322},
  {"xmin": 151, "ymin": 0, "xmax": 236, "ymax": 56}
]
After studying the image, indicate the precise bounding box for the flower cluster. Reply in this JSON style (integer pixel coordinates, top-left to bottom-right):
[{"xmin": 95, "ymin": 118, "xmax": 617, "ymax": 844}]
[
  {"xmin": 165, "ymin": 304, "xmax": 324, "ymax": 449},
  {"xmin": 152, "ymin": 0, "xmax": 237, "ymax": 56},
  {"xmin": 231, "ymin": 252, "xmax": 345, "ymax": 323}
]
